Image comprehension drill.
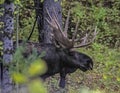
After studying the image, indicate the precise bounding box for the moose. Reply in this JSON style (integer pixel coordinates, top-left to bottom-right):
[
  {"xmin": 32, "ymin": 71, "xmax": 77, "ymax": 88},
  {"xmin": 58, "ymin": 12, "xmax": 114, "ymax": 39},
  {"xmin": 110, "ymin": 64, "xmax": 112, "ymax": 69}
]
[{"xmin": 15, "ymin": 8, "xmax": 97, "ymax": 88}]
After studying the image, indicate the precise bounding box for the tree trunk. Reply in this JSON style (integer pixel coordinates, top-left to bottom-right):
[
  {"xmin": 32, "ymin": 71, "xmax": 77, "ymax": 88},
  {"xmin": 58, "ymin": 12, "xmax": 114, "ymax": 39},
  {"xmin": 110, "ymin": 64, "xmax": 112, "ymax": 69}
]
[
  {"xmin": 0, "ymin": 4, "xmax": 3, "ymax": 90},
  {"xmin": 42, "ymin": 0, "xmax": 62, "ymax": 43},
  {"xmin": 2, "ymin": 1, "xmax": 14, "ymax": 93}
]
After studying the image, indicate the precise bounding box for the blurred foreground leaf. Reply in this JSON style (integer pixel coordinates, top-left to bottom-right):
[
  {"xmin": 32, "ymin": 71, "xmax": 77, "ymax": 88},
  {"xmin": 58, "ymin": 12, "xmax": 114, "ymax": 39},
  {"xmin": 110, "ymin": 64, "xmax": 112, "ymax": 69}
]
[
  {"xmin": 28, "ymin": 79, "xmax": 47, "ymax": 93},
  {"xmin": 12, "ymin": 72, "xmax": 27, "ymax": 83},
  {"xmin": 28, "ymin": 59, "xmax": 47, "ymax": 77}
]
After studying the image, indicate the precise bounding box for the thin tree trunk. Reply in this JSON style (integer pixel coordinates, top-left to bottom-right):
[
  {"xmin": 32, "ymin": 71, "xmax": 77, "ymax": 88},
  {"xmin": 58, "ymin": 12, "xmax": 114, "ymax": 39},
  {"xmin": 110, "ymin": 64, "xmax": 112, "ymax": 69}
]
[
  {"xmin": 2, "ymin": 1, "xmax": 14, "ymax": 93},
  {"xmin": 43, "ymin": 0, "xmax": 62, "ymax": 43},
  {"xmin": 0, "ymin": 4, "xmax": 4, "ymax": 90},
  {"xmin": 34, "ymin": 0, "xmax": 44, "ymax": 42}
]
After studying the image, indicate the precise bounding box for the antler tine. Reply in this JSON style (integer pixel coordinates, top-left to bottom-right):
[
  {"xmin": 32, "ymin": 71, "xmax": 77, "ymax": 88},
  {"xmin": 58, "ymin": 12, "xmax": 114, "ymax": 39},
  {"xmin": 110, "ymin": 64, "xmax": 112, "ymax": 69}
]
[
  {"xmin": 45, "ymin": 8, "xmax": 63, "ymax": 34},
  {"xmin": 45, "ymin": 8, "xmax": 58, "ymax": 29},
  {"xmin": 81, "ymin": 33, "xmax": 89, "ymax": 44},
  {"xmin": 73, "ymin": 26, "xmax": 98, "ymax": 48},
  {"xmin": 64, "ymin": 10, "xmax": 71, "ymax": 38},
  {"xmin": 52, "ymin": 8, "xmax": 64, "ymax": 35},
  {"xmin": 72, "ymin": 19, "xmax": 79, "ymax": 45},
  {"xmin": 46, "ymin": 7, "xmax": 53, "ymax": 21}
]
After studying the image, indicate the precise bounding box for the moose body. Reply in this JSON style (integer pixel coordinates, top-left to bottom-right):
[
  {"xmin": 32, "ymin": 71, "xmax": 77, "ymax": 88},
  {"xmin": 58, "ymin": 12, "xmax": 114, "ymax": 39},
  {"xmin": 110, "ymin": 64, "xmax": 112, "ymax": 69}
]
[
  {"xmin": 14, "ymin": 8, "xmax": 97, "ymax": 88},
  {"xmin": 18, "ymin": 41, "xmax": 93, "ymax": 88}
]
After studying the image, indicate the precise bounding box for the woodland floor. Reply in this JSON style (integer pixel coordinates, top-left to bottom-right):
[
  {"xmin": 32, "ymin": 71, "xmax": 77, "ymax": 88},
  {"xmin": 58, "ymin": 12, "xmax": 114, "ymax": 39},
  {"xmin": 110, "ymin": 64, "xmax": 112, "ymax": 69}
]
[{"xmin": 45, "ymin": 70, "xmax": 120, "ymax": 93}]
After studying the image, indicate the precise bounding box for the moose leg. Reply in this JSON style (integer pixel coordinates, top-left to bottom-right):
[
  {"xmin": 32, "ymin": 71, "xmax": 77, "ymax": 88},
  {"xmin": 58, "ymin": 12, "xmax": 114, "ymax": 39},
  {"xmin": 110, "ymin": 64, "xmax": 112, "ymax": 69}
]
[{"xmin": 59, "ymin": 68, "xmax": 66, "ymax": 88}]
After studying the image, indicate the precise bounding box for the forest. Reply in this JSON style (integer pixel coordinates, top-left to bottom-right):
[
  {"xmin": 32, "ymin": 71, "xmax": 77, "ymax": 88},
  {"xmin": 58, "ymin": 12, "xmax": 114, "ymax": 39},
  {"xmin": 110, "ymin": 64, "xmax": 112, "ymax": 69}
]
[{"xmin": 0, "ymin": 0, "xmax": 120, "ymax": 93}]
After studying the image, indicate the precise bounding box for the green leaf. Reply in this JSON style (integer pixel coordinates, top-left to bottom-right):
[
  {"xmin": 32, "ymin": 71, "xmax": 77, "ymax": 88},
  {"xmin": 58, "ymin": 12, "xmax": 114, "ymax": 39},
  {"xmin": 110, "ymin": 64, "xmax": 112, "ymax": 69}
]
[
  {"xmin": 28, "ymin": 79, "xmax": 47, "ymax": 93},
  {"xmin": 54, "ymin": 0, "xmax": 58, "ymax": 2},
  {"xmin": 12, "ymin": 72, "xmax": 27, "ymax": 84},
  {"xmin": 28, "ymin": 59, "xmax": 47, "ymax": 77},
  {"xmin": 0, "ymin": 0, "xmax": 4, "ymax": 4},
  {"xmin": 40, "ymin": 0, "xmax": 44, "ymax": 3}
]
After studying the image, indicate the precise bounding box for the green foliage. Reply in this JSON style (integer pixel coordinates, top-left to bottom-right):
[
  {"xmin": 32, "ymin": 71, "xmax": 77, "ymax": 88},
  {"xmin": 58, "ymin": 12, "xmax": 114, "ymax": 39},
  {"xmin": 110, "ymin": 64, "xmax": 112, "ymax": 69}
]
[
  {"xmin": 28, "ymin": 79, "xmax": 47, "ymax": 93},
  {"xmin": 13, "ymin": 0, "xmax": 37, "ymax": 41},
  {"xmin": 0, "ymin": 0, "xmax": 4, "ymax": 4},
  {"xmin": 72, "ymin": 2, "xmax": 86, "ymax": 18},
  {"xmin": 10, "ymin": 45, "xmax": 47, "ymax": 93},
  {"xmin": 54, "ymin": 0, "xmax": 58, "ymax": 2},
  {"xmin": 41, "ymin": 0, "xmax": 44, "ymax": 3},
  {"xmin": 62, "ymin": 0, "xmax": 120, "ymax": 48}
]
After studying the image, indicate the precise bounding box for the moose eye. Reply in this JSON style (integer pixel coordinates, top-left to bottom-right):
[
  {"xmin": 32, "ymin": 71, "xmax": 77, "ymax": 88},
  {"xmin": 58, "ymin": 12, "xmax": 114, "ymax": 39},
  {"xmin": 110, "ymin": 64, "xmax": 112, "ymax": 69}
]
[
  {"xmin": 87, "ymin": 60, "xmax": 93, "ymax": 66},
  {"xmin": 69, "ymin": 51, "xmax": 75, "ymax": 56},
  {"xmin": 87, "ymin": 60, "xmax": 90, "ymax": 63}
]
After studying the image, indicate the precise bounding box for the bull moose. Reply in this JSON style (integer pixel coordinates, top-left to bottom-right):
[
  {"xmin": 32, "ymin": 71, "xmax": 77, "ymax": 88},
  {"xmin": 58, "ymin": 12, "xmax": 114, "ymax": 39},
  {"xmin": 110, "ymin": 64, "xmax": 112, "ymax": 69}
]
[{"xmin": 15, "ymin": 8, "xmax": 97, "ymax": 88}]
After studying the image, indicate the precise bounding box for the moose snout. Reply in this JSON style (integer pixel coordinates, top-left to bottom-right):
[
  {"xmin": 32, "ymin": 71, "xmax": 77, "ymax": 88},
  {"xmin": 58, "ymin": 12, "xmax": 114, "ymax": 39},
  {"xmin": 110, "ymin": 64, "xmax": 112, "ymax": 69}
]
[
  {"xmin": 89, "ymin": 62, "xmax": 93, "ymax": 70},
  {"xmin": 89, "ymin": 64, "xmax": 93, "ymax": 70},
  {"xmin": 79, "ymin": 61, "xmax": 93, "ymax": 72}
]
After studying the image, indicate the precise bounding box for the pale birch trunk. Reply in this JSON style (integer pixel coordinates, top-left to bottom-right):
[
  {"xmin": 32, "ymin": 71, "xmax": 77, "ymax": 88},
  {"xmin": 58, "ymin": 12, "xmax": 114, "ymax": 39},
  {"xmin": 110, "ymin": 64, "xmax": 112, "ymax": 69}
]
[{"xmin": 2, "ymin": 1, "xmax": 14, "ymax": 93}]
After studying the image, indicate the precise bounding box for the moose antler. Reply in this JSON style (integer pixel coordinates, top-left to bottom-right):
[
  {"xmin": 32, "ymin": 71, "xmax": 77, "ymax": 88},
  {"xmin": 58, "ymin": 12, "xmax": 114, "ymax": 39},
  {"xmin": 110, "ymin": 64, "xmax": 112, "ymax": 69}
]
[
  {"xmin": 45, "ymin": 8, "xmax": 73, "ymax": 48},
  {"xmin": 73, "ymin": 26, "xmax": 98, "ymax": 48},
  {"xmin": 45, "ymin": 8, "xmax": 98, "ymax": 49}
]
